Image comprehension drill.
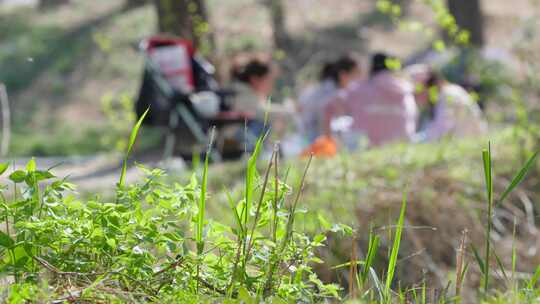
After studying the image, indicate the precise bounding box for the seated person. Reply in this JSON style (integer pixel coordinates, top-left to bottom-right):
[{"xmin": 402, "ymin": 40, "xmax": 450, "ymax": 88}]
[
  {"xmin": 413, "ymin": 69, "xmax": 488, "ymax": 141},
  {"xmin": 298, "ymin": 55, "xmax": 360, "ymax": 143},
  {"xmin": 229, "ymin": 56, "xmax": 292, "ymax": 149},
  {"xmin": 325, "ymin": 52, "xmax": 418, "ymax": 147}
]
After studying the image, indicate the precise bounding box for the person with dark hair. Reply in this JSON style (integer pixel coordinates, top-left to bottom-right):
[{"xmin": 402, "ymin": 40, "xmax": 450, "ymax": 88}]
[
  {"xmin": 229, "ymin": 56, "xmax": 293, "ymax": 150},
  {"xmin": 230, "ymin": 58, "xmax": 275, "ymax": 119},
  {"xmin": 411, "ymin": 67, "xmax": 487, "ymax": 141},
  {"xmin": 228, "ymin": 58, "xmax": 276, "ymax": 144},
  {"xmin": 298, "ymin": 55, "xmax": 360, "ymax": 143},
  {"xmin": 370, "ymin": 52, "xmax": 391, "ymax": 76},
  {"xmin": 325, "ymin": 52, "xmax": 418, "ymax": 146}
]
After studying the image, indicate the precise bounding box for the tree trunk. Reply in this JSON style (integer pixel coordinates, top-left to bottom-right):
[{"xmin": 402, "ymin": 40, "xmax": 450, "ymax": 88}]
[
  {"xmin": 39, "ymin": 0, "xmax": 69, "ymax": 9},
  {"xmin": 153, "ymin": 0, "xmax": 214, "ymax": 54},
  {"xmin": 447, "ymin": 0, "xmax": 484, "ymax": 47},
  {"xmin": 264, "ymin": 0, "xmax": 290, "ymax": 51}
]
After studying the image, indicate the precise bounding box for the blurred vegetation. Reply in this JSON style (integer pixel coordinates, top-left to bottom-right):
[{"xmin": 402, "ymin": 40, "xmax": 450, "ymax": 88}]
[{"xmin": 0, "ymin": 0, "xmax": 539, "ymax": 302}]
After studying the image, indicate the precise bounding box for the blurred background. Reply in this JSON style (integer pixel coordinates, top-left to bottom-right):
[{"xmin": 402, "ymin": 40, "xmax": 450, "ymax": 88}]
[
  {"xmin": 1, "ymin": 0, "xmax": 538, "ymax": 156},
  {"xmin": 1, "ymin": 1, "xmax": 539, "ymax": 299}
]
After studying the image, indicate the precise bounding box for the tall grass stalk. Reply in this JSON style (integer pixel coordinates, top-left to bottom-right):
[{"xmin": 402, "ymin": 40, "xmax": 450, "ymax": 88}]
[
  {"xmin": 263, "ymin": 155, "xmax": 313, "ymax": 296},
  {"xmin": 118, "ymin": 108, "xmax": 148, "ymax": 188},
  {"xmin": 361, "ymin": 228, "xmax": 380, "ymax": 287},
  {"xmin": 455, "ymin": 229, "xmax": 467, "ymax": 301},
  {"xmin": 228, "ymin": 134, "xmax": 265, "ymax": 295},
  {"xmin": 481, "ymin": 143, "xmax": 493, "ymax": 296},
  {"xmin": 497, "ymin": 150, "xmax": 538, "ymax": 207},
  {"xmin": 245, "ymin": 148, "xmax": 276, "ymax": 264},
  {"xmin": 511, "ymin": 217, "xmax": 517, "ymax": 294},
  {"xmin": 196, "ymin": 128, "xmax": 215, "ymax": 291},
  {"xmin": 385, "ymin": 191, "xmax": 407, "ymax": 302},
  {"xmin": 271, "ymin": 144, "xmax": 280, "ymax": 243},
  {"xmin": 349, "ymin": 235, "xmax": 358, "ymax": 299}
]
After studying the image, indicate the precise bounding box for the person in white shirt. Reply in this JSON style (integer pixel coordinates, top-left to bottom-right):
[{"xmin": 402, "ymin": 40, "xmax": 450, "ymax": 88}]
[{"xmin": 414, "ymin": 70, "xmax": 487, "ymax": 142}]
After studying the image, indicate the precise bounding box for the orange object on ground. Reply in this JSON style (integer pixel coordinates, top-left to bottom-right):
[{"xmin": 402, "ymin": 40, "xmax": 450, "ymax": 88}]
[{"xmin": 301, "ymin": 136, "xmax": 338, "ymax": 158}]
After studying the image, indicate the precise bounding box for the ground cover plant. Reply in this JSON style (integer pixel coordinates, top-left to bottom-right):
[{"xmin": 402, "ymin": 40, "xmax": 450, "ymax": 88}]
[
  {"xmin": 0, "ymin": 110, "xmax": 539, "ymax": 303},
  {"xmin": 0, "ymin": 116, "xmax": 343, "ymax": 303}
]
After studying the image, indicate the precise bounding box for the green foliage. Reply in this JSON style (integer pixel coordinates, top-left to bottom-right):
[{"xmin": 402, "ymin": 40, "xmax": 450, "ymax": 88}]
[
  {"xmin": 0, "ymin": 150, "xmax": 340, "ymax": 302},
  {"xmin": 118, "ymin": 107, "xmax": 148, "ymax": 188}
]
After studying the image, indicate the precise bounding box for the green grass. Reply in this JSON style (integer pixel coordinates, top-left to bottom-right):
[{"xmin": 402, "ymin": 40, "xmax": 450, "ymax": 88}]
[
  {"xmin": 172, "ymin": 128, "xmax": 539, "ymax": 302},
  {"xmin": 0, "ymin": 125, "xmax": 538, "ymax": 302},
  {"xmin": 384, "ymin": 192, "xmax": 406, "ymax": 302}
]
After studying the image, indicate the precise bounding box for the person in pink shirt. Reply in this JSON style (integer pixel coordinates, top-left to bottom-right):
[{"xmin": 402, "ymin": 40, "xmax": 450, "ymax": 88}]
[{"xmin": 325, "ymin": 53, "xmax": 418, "ymax": 147}]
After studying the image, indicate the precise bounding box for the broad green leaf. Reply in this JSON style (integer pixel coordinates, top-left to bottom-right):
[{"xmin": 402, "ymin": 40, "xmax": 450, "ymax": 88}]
[
  {"xmin": 0, "ymin": 231, "xmax": 14, "ymax": 248},
  {"xmin": 313, "ymin": 234, "xmax": 326, "ymax": 244},
  {"xmin": 26, "ymin": 158, "xmax": 36, "ymax": 172},
  {"xmin": 0, "ymin": 163, "xmax": 8, "ymax": 175},
  {"xmin": 317, "ymin": 213, "xmax": 332, "ymax": 230},
  {"xmin": 34, "ymin": 170, "xmax": 55, "ymax": 181},
  {"xmin": 8, "ymin": 170, "xmax": 26, "ymax": 183},
  {"xmin": 9, "ymin": 199, "xmax": 30, "ymax": 209},
  {"xmin": 497, "ymin": 150, "xmax": 539, "ymax": 207},
  {"xmin": 106, "ymin": 238, "xmax": 117, "ymax": 250}
]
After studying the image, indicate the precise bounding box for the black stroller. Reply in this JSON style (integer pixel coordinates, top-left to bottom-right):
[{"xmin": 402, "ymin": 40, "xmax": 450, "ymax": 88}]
[{"xmin": 135, "ymin": 36, "xmax": 254, "ymax": 161}]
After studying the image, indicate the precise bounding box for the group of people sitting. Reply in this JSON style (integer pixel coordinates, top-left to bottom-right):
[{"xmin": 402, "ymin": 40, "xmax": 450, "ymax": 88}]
[{"xmin": 226, "ymin": 52, "xmax": 488, "ymax": 156}]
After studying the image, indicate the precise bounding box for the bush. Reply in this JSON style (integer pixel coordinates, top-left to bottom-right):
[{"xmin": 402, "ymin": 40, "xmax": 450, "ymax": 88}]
[{"xmin": 0, "ymin": 151, "xmax": 342, "ymax": 302}]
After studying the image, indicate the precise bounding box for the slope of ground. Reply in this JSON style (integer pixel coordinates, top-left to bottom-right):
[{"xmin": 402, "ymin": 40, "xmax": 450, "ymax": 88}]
[{"xmin": 176, "ymin": 128, "xmax": 539, "ymax": 302}]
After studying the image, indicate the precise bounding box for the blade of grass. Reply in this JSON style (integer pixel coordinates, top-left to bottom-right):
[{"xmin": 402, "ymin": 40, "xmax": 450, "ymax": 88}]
[
  {"xmin": 362, "ymin": 230, "xmax": 380, "ymax": 286},
  {"xmin": 455, "ymin": 229, "xmax": 467, "ymax": 300},
  {"xmin": 229, "ymin": 131, "xmax": 266, "ymax": 295},
  {"xmin": 264, "ymin": 155, "xmax": 313, "ymax": 297},
  {"xmin": 118, "ymin": 108, "xmax": 149, "ymax": 188},
  {"xmin": 421, "ymin": 280, "xmax": 426, "ymax": 304},
  {"xmin": 481, "ymin": 143, "xmax": 493, "ymax": 296},
  {"xmin": 471, "ymin": 244, "xmax": 486, "ymax": 274},
  {"xmin": 511, "ymin": 217, "xmax": 517, "ymax": 283},
  {"xmin": 385, "ymin": 191, "xmax": 407, "ymax": 301},
  {"xmin": 331, "ymin": 260, "xmax": 366, "ymax": 270},
  {"xmin": 369, "ymin": 267, "xmax": 384, "ymax": 301},
  {"xmin": 471, "ymin": 244, "xmax": 485, "ymax": 276},
  {"xmin": 350, "ymin": 235, "xmax": 359, "ymax": 300},
  {"xmin": 196, "ymin": 127, "xmax": 214, "ymax": 291},
  {"xmin": 527, "ymin": 265, "xmax": 540, "ymax": 290},
  {"xmin": 271, "ymin": 144, "xmax": 280, "ymax": 243},
  {"xmin": 245, "ymin": 148, "xmax": 276, "ymax": 264},
  {"xmin": 497, "ymin": 150, "xmax": 538, "ymax": 207},
  {"xmin": 242, "ymin": 133, "xmax": 267, "ymax": 228},
  {"xmin": 225, "ymin": 190, "xmax": 244, "ymax": 236},
  {"xmin": 493, "ymin": 250, "xmax": 509, "ymax": 283}
]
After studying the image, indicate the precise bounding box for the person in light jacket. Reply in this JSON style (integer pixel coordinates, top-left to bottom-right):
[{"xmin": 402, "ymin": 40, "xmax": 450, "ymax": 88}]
[{"xmin": 298, "ymin": 55, "xmax": 360, "ymax": 143}]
